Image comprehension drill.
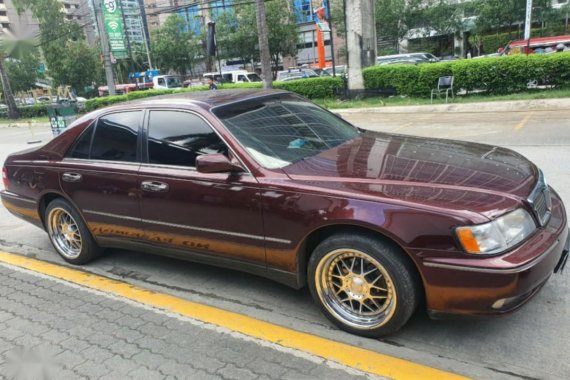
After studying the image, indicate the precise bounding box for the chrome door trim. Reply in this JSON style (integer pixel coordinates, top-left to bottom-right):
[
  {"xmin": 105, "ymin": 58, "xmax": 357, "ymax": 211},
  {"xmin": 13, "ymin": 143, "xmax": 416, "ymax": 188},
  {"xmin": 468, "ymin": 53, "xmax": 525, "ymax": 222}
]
[{"xmin": 82, "ymin": 209, "xmax": 291, "ymax": 244}]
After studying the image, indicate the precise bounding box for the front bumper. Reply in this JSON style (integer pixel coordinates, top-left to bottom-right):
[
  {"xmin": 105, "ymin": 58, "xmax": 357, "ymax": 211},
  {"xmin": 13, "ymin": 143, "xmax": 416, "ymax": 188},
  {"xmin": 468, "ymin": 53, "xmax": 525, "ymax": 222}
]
[{"xmin": 420, "ymin": 190, "xmax": 568, "ymax": 317}]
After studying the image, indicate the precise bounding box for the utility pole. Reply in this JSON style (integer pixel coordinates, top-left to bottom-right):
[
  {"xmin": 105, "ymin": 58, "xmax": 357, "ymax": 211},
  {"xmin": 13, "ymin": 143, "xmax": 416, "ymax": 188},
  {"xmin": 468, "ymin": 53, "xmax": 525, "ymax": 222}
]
[
  {"xmin": 94, "ymin": 0, "xmax": 116, "ymax": 96},
  {"xmin": 344, "ymin": 0, "xmax": 376, "ymax": 96},
  {"xmin": 255, "ymin": 0, "xmax": 272, "ymax": 89},
  {"xmin": 524, "ymin": 0, "xmax": 533, "ymax": 40}
]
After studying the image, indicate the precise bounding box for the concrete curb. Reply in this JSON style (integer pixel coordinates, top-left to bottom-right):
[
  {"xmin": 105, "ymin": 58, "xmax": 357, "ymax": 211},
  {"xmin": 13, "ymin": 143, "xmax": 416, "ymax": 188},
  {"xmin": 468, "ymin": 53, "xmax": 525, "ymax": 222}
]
[{"xmin": 334, "ymin": 97, "xmax": 570, "ymax": 114}]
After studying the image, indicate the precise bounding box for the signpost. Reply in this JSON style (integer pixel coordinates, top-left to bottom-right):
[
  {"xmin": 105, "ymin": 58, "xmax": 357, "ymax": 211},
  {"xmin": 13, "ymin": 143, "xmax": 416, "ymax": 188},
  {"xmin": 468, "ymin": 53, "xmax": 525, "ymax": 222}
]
[{"xmin": 102, "ymin": 0, "xmax": 128, "ymax": 59}]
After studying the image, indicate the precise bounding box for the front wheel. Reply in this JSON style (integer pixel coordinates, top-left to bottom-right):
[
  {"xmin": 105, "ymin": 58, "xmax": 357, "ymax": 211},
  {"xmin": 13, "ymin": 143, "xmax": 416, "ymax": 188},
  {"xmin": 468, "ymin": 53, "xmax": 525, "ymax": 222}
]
[{"xmin": 308, "ymin": 233, "xmax": 420, "ymax": 337}]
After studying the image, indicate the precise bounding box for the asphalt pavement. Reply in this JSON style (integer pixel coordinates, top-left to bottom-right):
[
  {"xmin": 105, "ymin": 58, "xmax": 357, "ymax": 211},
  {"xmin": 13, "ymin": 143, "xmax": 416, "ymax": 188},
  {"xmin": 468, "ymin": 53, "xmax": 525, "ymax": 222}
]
[{"xmin": 0, "ymin": 104, "xmax": 569, "ymax": 379}]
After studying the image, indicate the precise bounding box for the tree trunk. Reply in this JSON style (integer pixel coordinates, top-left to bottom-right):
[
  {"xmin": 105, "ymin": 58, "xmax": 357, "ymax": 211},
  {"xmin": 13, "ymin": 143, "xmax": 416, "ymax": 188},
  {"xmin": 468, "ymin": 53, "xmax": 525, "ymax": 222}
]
[
  {"xmin": 0, "ymin": 57, "xmax": 20, "ymax": 119},
  {"xmin": 255, "ymin": 0, "xmax": 272, "ymax": 89}
]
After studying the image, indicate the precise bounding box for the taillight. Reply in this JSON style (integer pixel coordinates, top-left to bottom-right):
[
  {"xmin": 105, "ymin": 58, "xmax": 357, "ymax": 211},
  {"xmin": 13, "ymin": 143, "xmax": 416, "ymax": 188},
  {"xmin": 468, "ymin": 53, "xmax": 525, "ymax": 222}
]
[{"xmin": 2, "ymin": 166, "xmax": 8, "ymax": 189}]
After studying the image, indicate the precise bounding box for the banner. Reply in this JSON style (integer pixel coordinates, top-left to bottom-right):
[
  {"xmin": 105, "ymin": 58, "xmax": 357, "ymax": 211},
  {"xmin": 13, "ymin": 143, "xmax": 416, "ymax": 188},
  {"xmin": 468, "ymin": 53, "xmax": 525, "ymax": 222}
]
[{"xmin": 102, "ymin": 0, "xmax": 128, "ymax": 59}]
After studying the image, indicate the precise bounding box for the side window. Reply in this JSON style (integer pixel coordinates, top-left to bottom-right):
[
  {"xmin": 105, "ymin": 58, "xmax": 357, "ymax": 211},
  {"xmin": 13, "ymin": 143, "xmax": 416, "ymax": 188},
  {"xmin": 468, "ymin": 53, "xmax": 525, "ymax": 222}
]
[
  {"xmin": 237, "ymin": 75, "xmax": 246, "ymax": 82},
  {"xmin": 90, "ymin": 111, "xmax": 141, "ymax": 162},
  {"xmin": 147, "ymin": 111, "xmax": 227, "ymax": 167},
  {"xmin": 157, "ymin": 78, "xmax": 165, "ymax": 86},
  {"xmin": 68, "ymin": 123, "xmax": 95, "ymax": 159}
]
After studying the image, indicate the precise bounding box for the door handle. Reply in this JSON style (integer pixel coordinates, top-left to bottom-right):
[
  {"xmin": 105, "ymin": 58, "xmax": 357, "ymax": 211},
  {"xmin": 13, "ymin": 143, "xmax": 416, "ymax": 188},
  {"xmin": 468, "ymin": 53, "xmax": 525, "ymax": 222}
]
[
  {"xmin": 141, "ymin": 181, "xmax": 169, "ymax": 192},
  {"xmin": 62, "ymin": 172, "xmax": 82, "ymax": 182}
]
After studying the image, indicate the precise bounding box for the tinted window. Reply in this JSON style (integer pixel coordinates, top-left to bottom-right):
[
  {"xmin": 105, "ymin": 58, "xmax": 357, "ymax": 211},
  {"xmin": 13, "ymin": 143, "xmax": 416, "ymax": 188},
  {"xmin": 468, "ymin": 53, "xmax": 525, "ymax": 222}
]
[
  {"xmin": 148, "ymin": 111, "xmax": 227, "ymax": 167},
  {"xmin": 90, "ymin": 112, "xmax": 141, "ymax": 162},
  {"xmin": 68, "ymin": 123, "xmax": 94, "ymax": 159}
]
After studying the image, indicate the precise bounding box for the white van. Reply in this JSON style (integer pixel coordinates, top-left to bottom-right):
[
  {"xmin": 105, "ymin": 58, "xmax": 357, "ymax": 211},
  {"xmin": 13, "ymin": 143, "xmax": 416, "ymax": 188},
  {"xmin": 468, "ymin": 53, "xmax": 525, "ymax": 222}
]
[
  {"xmin": 153, "ymin": 75, "xmax": 183, "ymax": 89},
  {"xmin": 203, "ymin": 70, "xmax": 261, "ymax": 84}
]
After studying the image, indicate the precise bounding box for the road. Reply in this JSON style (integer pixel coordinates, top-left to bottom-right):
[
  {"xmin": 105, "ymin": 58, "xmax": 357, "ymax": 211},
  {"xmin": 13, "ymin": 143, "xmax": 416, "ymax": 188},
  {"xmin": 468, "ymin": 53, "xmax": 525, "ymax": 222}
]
[{"xmin": 0, "ymin": 108, "xmax": 569, "ymax": 380}]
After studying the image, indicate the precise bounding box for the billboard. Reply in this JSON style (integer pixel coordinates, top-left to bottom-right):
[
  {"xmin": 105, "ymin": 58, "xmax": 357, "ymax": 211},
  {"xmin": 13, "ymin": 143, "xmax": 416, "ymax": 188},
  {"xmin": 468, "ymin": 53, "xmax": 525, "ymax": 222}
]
[{"xmin": 102, "ymin": 0, "xmax": 128, "ymax": 59}]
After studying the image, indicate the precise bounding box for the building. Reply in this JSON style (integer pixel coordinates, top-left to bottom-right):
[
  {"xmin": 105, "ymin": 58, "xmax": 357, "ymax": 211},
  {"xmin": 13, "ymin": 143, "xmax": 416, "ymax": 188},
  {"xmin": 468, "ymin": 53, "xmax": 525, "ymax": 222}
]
[
  {"xmin": 0, "ymin": 0, "xmax": 89, "ymax": 38},
  {"xmin": 121, "ymin": 0, "xmax": 146, "ymax": 45}
]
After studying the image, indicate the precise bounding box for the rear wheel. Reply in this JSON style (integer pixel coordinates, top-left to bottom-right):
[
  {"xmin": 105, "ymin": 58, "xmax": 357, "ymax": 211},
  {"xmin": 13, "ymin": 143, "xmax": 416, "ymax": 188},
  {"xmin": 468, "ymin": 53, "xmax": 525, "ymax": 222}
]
[
  {"xmin": 308, "ymin": 233, "xmax": 419, "ymax": 337},
  {"xmin": 45, "ymin": 198, "xmax": 102, "ymax": 265}
]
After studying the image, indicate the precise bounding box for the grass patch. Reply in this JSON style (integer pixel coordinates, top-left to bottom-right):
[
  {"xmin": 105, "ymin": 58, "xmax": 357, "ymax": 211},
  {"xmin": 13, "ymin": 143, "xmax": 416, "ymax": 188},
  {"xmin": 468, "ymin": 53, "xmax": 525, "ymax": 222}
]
[{"xmin": 313, "ymin": 88, "xmax": 570, "ymax": 109}]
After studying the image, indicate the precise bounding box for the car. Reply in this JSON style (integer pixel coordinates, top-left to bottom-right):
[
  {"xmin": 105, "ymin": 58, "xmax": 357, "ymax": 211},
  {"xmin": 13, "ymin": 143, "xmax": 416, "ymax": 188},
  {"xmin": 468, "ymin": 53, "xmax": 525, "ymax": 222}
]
[
  {"xmin": 1, "ymin": 90, "xmax": 568, "ymax": 337},
  {"xmin": 276, "ymin": 68, "xmax": 319, "ymax": 81}
]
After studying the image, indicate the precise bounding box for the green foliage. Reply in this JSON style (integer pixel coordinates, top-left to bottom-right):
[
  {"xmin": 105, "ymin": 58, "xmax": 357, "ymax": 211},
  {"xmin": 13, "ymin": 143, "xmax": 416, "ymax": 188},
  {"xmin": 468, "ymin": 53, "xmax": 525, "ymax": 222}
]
[
  {"xmin": 0, "ymin": 104, "xmax": 48, "ymax": 119},
  {"xmin": 265, "ymin": 1, "xmax": 298, "ymax": 71},
  {"xmin": 363, "ymin": 53, "xmax": 570, "ymax": 97},
  {"xmin": 274, "ymin": 77, "xmax": 344, "ymax": 98},
  {"xmin": 4, "ymin": 49, "xmax": 41, "ymax": 93},
  {"xmin": 216, "ymin": 7, "xmax": 259, "ymax": 66},
  {"xmin": 12, "ymin": 0, "xmax": 97, "ymax": 93},
  {"xmin": 151, "ymin": 15, "xmax": 201, "ymax": 75}
]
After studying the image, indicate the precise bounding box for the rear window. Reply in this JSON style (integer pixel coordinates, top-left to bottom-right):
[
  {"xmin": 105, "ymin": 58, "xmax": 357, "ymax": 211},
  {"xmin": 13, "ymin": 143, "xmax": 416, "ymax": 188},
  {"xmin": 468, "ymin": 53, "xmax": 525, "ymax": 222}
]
[{"xmin": 68, "ymin": 123, "xmax": 95, "ymax": 159}]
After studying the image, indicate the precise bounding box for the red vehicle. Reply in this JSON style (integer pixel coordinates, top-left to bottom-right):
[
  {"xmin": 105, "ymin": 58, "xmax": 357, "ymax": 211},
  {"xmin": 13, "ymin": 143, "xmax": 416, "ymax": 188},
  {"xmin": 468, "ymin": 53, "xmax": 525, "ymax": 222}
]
[
  {"xmin": 1, "ymin": 90, "xmax": 568, "ymax": 336},
  {"xmin": 506, "ymin": 35, "xmax": 570, "ymax": 54}
]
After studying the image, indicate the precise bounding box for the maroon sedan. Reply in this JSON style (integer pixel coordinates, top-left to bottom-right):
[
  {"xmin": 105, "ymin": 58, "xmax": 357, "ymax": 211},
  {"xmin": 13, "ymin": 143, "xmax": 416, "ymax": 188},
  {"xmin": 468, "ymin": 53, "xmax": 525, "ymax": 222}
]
[{"xmin": 1, "ymin": 90, "xmax": 568, "ymax": 337}]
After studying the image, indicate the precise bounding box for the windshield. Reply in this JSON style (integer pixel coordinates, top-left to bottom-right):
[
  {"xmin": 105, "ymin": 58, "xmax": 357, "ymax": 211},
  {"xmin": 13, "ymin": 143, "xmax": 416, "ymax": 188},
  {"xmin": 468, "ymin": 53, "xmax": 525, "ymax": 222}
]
[{"xmin": 213, "ymin": 94, "xmax": 359, "ymax": 169}]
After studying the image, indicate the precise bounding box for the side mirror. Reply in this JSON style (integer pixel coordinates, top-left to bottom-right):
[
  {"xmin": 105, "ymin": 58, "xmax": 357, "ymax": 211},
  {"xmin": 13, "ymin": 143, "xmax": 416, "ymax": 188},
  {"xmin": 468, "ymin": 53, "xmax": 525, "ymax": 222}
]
[{"xmin": 196, "ymin": 153, "xmax": 244, "ymax": 174}]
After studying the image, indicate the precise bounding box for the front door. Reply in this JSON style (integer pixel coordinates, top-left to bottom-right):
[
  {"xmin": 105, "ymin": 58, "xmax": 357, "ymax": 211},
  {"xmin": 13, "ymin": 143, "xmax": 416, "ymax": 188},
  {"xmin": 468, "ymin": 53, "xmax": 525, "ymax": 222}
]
[
  {"xmin": 60, "ymin": 110, "xmax": 144, "ymax": 243},
  {"xmin": 138, "ymin": 109, "xmax": 266, "ymax": 267}
]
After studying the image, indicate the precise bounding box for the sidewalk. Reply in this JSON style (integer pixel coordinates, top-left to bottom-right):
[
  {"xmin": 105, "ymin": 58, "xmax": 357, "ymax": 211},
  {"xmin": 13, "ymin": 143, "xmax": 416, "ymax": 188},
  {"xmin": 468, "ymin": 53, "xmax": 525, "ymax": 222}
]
[
  {"xmin": 335, "ymin": 97, "xmax": 570, "ymax": 114},
  {"xmin": 0, "ymin": 264, "xmax": 370, "ymax": 380}
]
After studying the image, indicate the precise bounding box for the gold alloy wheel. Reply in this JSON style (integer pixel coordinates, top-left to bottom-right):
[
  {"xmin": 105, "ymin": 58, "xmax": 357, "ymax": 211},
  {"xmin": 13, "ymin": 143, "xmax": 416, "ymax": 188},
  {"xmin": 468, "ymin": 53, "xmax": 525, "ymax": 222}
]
[
  {"xmin": 315, "ymin": 249, "xmax": 397, "ymax": 330},
  {"xmin": 47, "ymin": 208, "xmax": 83, "ymax": 259}
]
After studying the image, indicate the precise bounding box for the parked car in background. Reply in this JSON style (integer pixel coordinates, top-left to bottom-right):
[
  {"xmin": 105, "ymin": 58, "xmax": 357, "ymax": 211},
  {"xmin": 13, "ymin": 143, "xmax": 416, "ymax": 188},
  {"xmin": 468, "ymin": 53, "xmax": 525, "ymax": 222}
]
[
  {"xmin": 324, "ymin": 65, "xmax": 347, "ymax": 77},
  {"xmin": 2, "ymin": 90, "xmax": 567, "ymax": 337},
  {"xmin": 203, "ymin": 70, "xmax": 262, "ymax": 84},
  {"xmin": 312, "ymin": 68, "xmax": 332, "ymax": 77},
  {"xmin": 276, "ymin": 68, "xmax": 319, "ymax": 81},
  {"xmin": 376, "ymin": 52, "xmax": 439, "ymax": 65}
]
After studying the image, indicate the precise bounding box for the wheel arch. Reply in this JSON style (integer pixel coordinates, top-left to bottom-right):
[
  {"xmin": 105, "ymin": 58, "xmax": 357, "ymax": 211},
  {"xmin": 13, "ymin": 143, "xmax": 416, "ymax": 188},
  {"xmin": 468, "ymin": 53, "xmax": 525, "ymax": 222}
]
[
  {"xmin": 38, "ymin": 191, "xmax": 84, "ymax": 231},
  {"xmin": 296, "ymin": 223, "xmax": 426, "ymax": 298}
]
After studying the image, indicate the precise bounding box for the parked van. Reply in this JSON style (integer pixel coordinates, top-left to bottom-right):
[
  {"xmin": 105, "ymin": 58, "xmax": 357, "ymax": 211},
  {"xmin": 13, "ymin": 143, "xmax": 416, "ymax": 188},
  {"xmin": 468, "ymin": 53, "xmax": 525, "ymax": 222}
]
[
  {"xmin": 203, "ymin": 70, "xmax": 261, "ymax": 84},
  {"xmin": 153, "ymin": 75, "xmax": 183, "ymax": 89}
]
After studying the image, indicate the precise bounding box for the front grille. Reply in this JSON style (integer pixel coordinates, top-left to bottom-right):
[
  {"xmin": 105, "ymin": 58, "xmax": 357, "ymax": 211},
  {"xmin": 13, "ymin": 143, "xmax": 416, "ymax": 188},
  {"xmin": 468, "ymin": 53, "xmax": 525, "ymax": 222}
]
[{"xmin": 527, "ymin": 171, "xmax": 552, "ymax": 227}]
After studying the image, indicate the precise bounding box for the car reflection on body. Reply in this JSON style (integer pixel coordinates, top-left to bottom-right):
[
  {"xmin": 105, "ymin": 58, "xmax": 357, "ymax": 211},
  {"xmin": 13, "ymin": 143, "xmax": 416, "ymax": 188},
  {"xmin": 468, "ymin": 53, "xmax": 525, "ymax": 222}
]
[{"xmin": 1, "ymin": 90, "xmax": 568, "ymax": 337}]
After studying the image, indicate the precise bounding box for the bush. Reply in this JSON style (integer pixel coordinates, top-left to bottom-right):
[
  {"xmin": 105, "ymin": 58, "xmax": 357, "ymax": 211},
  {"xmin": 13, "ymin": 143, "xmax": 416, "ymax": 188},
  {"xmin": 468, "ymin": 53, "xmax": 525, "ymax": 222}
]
[
  {"xmin": 363, "ymin": 53, "xmax": 570, "ymax": 97},
  {"xmin": 0, "ymin": 104, "xmax": 48, "ymax": 119},
  {"xmin": 274, "ymin": 77, "xmax": 343, "ymax": 98},
  {"xmin": 83, "ymin": 77, "xmax": 342, "ymax": 113}
]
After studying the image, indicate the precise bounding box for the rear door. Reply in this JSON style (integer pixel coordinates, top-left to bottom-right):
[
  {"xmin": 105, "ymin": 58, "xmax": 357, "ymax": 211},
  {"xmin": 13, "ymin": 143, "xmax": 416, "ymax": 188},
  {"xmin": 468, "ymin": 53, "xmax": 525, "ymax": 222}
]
[
  {"xmin": 60, "ymin": 110, "xmax": 144, "ymax": 243},
  {"xmin": 137, "ymin": 109, "xmax": 266, "ymax": 267}
]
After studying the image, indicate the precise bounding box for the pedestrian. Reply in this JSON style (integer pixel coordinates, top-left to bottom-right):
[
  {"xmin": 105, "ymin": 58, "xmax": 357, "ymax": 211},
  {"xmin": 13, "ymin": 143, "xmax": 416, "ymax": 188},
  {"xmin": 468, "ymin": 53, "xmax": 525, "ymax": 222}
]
[{"xmin": 208, "ymin": 78, "xmax": 217, "ymax": 90}]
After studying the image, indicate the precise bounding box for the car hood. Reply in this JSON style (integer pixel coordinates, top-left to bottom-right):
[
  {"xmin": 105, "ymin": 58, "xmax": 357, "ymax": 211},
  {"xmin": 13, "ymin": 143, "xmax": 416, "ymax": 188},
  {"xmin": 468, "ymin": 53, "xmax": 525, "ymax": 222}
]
[{"xmin": 282, "ymin": 132, "xmax": 538, "ymax": 220}]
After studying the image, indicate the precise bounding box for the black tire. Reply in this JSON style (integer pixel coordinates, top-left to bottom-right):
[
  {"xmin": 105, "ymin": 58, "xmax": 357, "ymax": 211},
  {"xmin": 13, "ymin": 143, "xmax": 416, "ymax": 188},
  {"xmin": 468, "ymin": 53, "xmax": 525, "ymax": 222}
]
[
  {"xmin": 45, "ymin": 198, "xmax": 102, "ymax": 265},
  {"xmin": 308, "ymin": 232, "xmax": 420, "ymax": 337}
]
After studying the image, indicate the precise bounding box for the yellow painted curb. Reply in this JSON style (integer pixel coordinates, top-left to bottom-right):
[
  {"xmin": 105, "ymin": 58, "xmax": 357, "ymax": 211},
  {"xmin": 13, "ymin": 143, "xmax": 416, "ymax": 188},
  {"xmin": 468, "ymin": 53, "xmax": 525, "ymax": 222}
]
[{"xmin": 0, "ymin": 251, "xmax": 469, "ymax": 380}]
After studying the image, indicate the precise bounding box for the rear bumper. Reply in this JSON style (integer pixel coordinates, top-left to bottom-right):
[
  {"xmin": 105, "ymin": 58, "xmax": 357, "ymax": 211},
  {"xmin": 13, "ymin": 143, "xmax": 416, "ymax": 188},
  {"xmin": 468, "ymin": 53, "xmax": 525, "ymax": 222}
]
[
  {"xmin": 420, "ymin": 191, "xmax": 568, "ymax": 317},
  {"xmin": 0, "ymin": 190, "xmax": 42, "ymax": 228}
]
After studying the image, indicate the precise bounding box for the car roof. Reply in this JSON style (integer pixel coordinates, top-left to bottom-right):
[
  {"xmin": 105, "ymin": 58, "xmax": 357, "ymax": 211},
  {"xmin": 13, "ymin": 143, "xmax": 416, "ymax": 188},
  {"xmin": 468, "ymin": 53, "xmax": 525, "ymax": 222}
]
[{"xmin": 115, "ymin": 89, "xmax": 291, "ymax": 111}]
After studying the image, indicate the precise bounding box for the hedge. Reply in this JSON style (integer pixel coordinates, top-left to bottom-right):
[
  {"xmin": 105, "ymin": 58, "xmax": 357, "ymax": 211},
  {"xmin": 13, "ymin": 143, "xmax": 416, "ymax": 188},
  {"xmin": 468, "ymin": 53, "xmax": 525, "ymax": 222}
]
[
  {"xmin": 363, "ymin": 52, "xmax": 570, "ymax": 97},
  {"xmin": 84, "ymin": 77, "xmax": 343, "ymax": 113},
  {"xmin": 0, "ymin": 104, "xmax": 48, "ymax": 119}
]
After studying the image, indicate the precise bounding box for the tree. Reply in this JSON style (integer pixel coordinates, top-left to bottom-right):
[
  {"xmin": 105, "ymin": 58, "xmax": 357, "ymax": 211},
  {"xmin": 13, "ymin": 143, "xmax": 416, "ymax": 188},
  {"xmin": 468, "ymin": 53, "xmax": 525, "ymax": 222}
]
[
  {"xmin": 216, "ymin": 7, "xmax": 259, "ymax": 68},
  {"xmin": 255, "ymin": 0, "xmax": 272, "ymax": 88},
  {"xmin": 265, "ymin": 1, "xmax": 298, "ymax": 77},
  {"xmin": 151, "ymin": 15, "xmax": 200, "ymax": 76},
  {"xmin": 56, "ymin": 41, "xmax": 100, "ymax": 96},
  {"xmin": 4, "ymin": 48, "xmax": 41, "ymax": 93}
]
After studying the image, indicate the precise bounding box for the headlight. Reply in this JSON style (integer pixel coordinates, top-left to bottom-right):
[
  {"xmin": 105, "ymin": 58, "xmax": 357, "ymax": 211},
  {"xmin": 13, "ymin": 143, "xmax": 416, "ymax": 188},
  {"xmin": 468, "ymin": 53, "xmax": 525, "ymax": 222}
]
[{"xmin": 455, "ymin": 209, "xmax": 536, "ymax": 255}]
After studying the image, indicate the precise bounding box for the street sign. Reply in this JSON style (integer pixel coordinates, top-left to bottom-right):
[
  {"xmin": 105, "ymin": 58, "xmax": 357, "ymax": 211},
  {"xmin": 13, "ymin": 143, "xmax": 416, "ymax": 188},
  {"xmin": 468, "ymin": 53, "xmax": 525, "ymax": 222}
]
[{"xmin": 102, "ymin": 0, "xmax": 128, "ymax": 59}]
